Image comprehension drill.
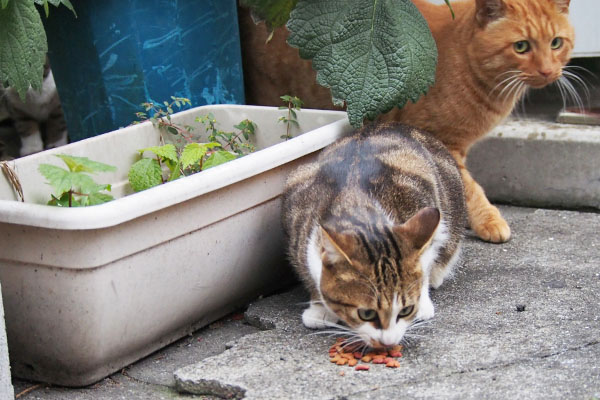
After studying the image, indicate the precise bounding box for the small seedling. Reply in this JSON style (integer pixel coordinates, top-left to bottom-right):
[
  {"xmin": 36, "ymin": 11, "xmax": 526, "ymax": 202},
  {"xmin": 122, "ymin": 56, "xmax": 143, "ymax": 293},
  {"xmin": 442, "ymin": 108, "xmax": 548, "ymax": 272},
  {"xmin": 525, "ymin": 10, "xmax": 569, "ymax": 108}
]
[
  {"xmin": 38, "ymin": 154, "xmax": 116, "ymax": 207},
  {"xmin": 278, "ymin": 95, "xmax": 303, "ymax": 140},
  {"xmin": 134, "ymin": 97, "xmax": 195, "ymax": 142},
  {"xmin": 197, "ymin": 114, "xmax": 257, "ymax": 155}
]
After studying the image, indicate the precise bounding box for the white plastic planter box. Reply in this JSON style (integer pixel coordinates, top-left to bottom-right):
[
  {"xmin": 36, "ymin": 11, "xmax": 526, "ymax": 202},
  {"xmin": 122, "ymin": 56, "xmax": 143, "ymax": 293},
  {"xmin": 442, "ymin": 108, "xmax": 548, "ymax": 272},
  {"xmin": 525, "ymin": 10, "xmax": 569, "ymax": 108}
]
[{"xmin": 0, "ymin": 105, "xmax": 351, "ymax": 386}]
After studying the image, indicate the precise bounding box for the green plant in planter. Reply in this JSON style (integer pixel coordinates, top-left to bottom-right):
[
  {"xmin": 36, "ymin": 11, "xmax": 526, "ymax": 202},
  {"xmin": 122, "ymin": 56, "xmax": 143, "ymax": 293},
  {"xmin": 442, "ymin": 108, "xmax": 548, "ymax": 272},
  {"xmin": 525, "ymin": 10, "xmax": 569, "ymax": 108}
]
[
  {"xmin": 38, "ymin": 154, "xmax": 116, "ymax": 207},
  {"xmin": 0, "ymin": 0, "xmax": 76, "ymax": 99},
  {"xmin": 129, "ymin": 100, "xmax": 258, "ymax": 192},
  {"xmin": 240, "ymin": 0, "xmax": 454, "ymax": 127},
  {"xmin": 134, "ymin": 96, "xmax": 194, "ymax": 140},
  {"xmin": 128, "ymin": 141, "xmax": 238, "ymax": 192},
  {"xmin": 278, "ymin": 94, "xmax": 303, "ymax": 140},
  {"xmin": 198, "ymin": 114, "xmax": 257, "ymax": 156}
]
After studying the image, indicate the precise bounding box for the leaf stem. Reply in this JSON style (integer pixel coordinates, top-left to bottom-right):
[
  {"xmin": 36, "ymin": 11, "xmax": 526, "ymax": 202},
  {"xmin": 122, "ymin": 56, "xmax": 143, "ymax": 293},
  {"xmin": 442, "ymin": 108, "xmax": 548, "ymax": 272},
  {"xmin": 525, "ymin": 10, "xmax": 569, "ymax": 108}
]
[{"xmin": 156, "ymin": 156, "xmax": 165, "ymax": 184}]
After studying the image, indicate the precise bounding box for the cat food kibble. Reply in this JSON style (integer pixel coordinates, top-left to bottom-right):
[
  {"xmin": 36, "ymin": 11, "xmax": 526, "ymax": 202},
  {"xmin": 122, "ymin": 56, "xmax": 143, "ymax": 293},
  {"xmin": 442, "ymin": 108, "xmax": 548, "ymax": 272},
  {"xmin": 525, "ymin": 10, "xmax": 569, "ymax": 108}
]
[{"xmin": 329, "ymin": 338, "xmax": 403, "ymax": 371}]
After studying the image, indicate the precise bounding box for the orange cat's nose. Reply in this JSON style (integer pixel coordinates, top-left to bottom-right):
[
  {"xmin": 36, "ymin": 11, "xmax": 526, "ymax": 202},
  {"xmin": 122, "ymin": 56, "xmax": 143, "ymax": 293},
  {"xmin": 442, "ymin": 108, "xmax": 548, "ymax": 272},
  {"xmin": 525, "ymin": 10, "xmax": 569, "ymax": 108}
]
[{"xmin": 539, "ymin": 69, "xmax": 552, "ymax": 78}]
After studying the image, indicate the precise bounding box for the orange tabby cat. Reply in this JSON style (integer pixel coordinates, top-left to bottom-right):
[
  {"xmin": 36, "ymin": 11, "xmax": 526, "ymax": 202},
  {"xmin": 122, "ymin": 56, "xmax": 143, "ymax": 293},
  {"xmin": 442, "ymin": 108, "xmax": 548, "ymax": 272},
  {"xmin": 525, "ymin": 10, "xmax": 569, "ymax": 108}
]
[
  {"xmin": 380, "ymin": 0, "xmax": 574, "ymax": 243},
  {"xmin": 239, "ymin": 0, "xmax": 575, "ymax": 243}
]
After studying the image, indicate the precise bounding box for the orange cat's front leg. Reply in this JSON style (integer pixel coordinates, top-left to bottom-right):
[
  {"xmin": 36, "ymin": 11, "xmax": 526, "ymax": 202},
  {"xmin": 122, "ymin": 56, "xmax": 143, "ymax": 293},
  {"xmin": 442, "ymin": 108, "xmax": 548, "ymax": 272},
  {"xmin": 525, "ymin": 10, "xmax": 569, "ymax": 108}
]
[{"xmin": 451, "ymin": 150, "xmax": 511, "ymax": 243}]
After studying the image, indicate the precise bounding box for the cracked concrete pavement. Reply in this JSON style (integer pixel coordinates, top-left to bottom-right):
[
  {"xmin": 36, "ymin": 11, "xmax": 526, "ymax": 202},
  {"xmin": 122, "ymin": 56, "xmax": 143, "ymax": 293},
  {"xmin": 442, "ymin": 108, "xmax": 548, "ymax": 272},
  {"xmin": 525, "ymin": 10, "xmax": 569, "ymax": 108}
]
[
  {"xmin": 12, "ymin": 206, "xmax": 600, "ymax": 399},
  {"xmin": 173, "ymin": 206, "xmax": 599, "ymax": 399}
]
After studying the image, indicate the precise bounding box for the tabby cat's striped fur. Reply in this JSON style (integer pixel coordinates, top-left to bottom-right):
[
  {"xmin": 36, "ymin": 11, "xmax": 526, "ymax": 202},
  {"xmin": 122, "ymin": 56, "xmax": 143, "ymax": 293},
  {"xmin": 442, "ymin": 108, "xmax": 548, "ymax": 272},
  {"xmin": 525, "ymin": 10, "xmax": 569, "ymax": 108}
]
[{"xmin": 282, "ymin": 123, "xmax": 467, "ymax": 347}]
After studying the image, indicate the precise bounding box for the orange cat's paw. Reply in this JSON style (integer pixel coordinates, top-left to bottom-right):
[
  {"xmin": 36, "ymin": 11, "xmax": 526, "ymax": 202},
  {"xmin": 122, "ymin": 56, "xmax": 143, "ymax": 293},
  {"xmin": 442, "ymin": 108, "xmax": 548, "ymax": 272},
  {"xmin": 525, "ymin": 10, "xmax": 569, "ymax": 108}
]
[{"xmin": 471, "ymin": 210, "xmax": 511, "ymax": 243}]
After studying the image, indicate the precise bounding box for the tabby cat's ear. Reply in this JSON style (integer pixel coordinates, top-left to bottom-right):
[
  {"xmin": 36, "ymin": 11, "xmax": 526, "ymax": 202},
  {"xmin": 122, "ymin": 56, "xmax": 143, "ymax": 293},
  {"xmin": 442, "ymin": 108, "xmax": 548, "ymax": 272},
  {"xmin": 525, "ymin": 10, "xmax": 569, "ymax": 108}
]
[
  {"xmin": 396, "ymin": 207, "xmax": 441, "ymax": 250},
  {"xmin": 319, "ymin": 227, "xmax": 353, "ymax": 265},
  {"xmin": 475, "ymin": 0, "xmax": 506, "ymax": 26},
  {"xmin": 551, "ymin": 0, "xmax": 570, "ymax": 13}
]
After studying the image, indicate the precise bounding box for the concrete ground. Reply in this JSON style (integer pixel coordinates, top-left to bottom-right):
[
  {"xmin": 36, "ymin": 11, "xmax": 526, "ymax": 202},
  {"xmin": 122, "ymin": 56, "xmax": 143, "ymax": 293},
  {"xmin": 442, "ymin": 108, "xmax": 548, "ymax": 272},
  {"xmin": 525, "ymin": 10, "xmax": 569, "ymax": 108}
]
[{"xmin": 11, "ymin": 205, "xmax": 600, "ymax": 399}]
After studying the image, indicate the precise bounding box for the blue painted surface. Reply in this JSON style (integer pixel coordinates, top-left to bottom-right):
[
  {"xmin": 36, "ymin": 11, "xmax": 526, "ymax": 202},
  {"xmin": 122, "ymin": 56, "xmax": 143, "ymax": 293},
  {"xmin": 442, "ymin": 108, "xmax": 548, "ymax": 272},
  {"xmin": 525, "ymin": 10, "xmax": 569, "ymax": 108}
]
[{"xmin": 44, "ymin": 0, "xmax": 245, "ymax": 141}]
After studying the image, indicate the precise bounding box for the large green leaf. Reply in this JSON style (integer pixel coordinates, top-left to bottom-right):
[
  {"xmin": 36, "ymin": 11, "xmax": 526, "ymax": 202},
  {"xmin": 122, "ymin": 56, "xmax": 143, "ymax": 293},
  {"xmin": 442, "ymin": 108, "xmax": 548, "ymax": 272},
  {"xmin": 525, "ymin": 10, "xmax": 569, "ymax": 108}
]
[
  {"xmin": 0, "ymin": 0, "xmax": 47, "ymax": 99},
  {"xmin": 55, "ymin": 154, "xmax": 116, "ymax": 174},
  {"xmin": 202, "ymin": 150, "xmax": 238, "ymax": 170},
  {"xmin": 128, "ymin": 158, "xmax": 162, "ymax": 192},
  {"xmin": 180, "ymin": 142, "xmax": 220, "ymax": 170},
  {"xmin": 86, "ymin": 190, "xmax": 114, "ymax": 206},
  {"xmin": 287, "ymin": 0, "xmax": 437, "ymax": 127},
  {"xmin": 34, "ymin": 0, "xmax": 76, "ymax": 17},
  {"xmin": 38, "ymin": 164, "xmax": 101, "ymax": 196},
  {"xmin": 139, "ymin": 144, "xmax": 179, "ymax": 165},
  {"xmin": 240, "ymin": 0, "xmax": 298, "ymax": 31}
]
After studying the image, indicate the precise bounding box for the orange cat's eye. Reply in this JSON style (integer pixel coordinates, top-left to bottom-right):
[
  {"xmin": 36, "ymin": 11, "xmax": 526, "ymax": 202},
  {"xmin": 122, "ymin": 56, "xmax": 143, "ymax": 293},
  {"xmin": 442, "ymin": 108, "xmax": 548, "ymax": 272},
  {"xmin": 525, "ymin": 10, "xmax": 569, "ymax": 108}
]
[
  {"xmin": 357, "ymin": 308, "xmax": 378, "ymax": 322},
  {"xmin": 514, "ymin": 40, "xmax": 531, "ymax": 54},
  {"xmin": 551, "ymin": 37, "xmax": 563, "ymax": 50}
]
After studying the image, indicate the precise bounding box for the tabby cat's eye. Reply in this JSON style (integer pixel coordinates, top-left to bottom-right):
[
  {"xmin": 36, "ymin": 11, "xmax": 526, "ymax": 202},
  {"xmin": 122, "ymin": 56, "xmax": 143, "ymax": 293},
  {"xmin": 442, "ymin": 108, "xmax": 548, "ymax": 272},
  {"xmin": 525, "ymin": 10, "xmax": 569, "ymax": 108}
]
[
  {"xmin": 397, "ymin": 305, "xmax": 414, "ymax": 320},
  {"xmin": 551, "ymin": 37, "xmax": 563, "ymax": 50},
  {"xmin": 514, "ymin": 40, "xmax": 531, "ymax": 54},
  {"xmin": 357, "ymin": 308, "xmax": 378, "ymax": 322}
]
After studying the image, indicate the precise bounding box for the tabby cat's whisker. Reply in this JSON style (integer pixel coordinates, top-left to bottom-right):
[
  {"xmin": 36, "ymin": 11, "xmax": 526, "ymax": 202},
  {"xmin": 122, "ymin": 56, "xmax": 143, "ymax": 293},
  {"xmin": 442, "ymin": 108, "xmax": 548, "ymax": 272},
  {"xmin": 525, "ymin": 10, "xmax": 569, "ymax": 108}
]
[
  {"xmin": 309, "ymin": 330, "xmax": 350, "ymax": 337},
  {"xmin": 310, "ymin": 320, "xmax": 354, "ymax": 334},
  {"xmin": 411, "ymin": 317, "xmax": 433, "ymax": 326},
  {"xmin": 400, "ymin": 336, "xmax": 417, "ymax": 348},
  {"xmin": 341, "ymin": 337, "xmax": 367, "ymax": 350},
  {"xmin": 403, "ymin": 333, "xmax": 427, "ymax": 340}
]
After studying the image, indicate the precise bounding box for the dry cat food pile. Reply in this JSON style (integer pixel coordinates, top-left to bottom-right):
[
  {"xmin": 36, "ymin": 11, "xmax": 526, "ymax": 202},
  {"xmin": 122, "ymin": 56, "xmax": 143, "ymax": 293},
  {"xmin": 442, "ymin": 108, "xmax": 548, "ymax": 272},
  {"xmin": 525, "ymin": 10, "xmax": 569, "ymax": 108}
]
[{"xmin": 329, "ymin": 338, "xmax": 403, "ymax": 371}]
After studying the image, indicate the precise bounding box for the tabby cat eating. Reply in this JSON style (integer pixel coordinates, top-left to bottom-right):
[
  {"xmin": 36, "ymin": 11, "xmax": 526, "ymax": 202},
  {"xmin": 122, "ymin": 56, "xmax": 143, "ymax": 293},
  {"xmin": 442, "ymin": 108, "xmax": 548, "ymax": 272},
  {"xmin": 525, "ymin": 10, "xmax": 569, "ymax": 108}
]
[
  {"xmin": 282, "ymin": 123, "xmax": 466, "ymax": 347},
  {"xmin": 241, "ymin": 0, "xmax": 576, "ymax": 244}
]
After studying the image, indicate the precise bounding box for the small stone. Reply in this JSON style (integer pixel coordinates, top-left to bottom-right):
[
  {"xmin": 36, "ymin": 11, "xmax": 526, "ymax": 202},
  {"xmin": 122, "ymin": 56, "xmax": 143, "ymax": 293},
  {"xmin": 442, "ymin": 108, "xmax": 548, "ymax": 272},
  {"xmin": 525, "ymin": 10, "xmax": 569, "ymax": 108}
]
[{"xmin": 516, "ymin": 304, "xmax": 526, "ymax": 312}]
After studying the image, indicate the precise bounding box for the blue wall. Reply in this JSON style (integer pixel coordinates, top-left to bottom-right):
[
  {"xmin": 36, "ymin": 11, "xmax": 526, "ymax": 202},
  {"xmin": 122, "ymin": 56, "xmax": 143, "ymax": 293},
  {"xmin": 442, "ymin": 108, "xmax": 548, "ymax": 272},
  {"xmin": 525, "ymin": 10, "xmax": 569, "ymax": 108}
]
[{"xmin": 45, "ymin": 0, "xmax": 245, "ymax": 141}]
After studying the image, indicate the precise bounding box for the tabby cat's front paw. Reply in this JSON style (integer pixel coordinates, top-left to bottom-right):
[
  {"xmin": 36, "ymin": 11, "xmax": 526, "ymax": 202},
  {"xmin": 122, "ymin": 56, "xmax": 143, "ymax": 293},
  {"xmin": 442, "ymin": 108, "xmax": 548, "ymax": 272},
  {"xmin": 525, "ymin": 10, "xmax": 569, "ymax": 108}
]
[
  {"xmin": 471, "ymin": 206, "xmax": 511, "ymax": 243},
  {"xmin": 302, "ymin": 303, "xmax": 338, "ymax": 329},
  {"xmin": 416, "ymin": 295, "xmax": 435, "ymax": 320}
]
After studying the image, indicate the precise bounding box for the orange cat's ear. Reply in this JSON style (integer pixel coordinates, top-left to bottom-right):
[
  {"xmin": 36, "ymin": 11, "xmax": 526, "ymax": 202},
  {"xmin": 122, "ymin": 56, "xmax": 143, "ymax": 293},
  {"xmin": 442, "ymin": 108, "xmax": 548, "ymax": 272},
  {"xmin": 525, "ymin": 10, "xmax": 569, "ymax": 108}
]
[
  {"xmin": 319, "ymin": 226, "xmax": 353, "ymax": 265},
  {"xmin": 395, "ymin": 207, "xmax": 441, "ymax": 250},
  {"xmin": 475, "ymin": 0, "xmax": 506, "ymax": 27},
  {"xmin": 551, "ymin": 0, "xmax": 570, "ymax": 13}
]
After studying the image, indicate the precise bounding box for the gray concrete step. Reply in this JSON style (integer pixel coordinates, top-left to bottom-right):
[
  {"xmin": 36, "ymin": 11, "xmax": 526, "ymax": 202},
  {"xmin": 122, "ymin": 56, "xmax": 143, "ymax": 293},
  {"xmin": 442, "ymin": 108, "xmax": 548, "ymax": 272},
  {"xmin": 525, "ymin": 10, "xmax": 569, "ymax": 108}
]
[{"xmin": 469, "ymin": 118, "xmax": 600, "ymax": 210}]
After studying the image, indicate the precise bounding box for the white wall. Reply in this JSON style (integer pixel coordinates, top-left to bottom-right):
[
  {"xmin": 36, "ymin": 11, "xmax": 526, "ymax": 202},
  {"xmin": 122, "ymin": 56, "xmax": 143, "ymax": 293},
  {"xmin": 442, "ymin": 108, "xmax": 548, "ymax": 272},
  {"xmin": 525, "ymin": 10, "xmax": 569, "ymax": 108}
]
[{"xmin": 568, "ymin": 0, "xmax": 600, "ymax": 57}]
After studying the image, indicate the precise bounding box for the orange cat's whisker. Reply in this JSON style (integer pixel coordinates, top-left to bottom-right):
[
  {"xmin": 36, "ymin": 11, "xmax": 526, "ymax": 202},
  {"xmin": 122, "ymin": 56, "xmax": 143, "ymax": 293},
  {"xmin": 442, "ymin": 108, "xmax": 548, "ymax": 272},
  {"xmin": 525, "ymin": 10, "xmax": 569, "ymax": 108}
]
[
  {"xmin": 561, "ymin": 70, "xmax": 590, "ymax": 107},
  {"xmin": 498, "ymin": 76, "xmax": 526, "ymax": 103},
  {"xmin": 489, "ymin": 70, "xmax": 522, "ymax": 98},
  {"xmin": 557, "ymin": 75, "xmax": 586, "ymax": 112},
  {"xmin": 555, "ymin": 77, "xmax": 569, "ymax": 110}
]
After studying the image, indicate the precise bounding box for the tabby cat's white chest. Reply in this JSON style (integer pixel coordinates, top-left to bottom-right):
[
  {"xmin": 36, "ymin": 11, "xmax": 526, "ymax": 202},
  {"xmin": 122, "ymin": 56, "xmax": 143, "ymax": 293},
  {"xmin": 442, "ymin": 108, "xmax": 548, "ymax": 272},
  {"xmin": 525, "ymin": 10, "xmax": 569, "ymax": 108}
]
[{"xmin": 306, "ymin": 225, "xmax": 323, "ymax": 289}]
